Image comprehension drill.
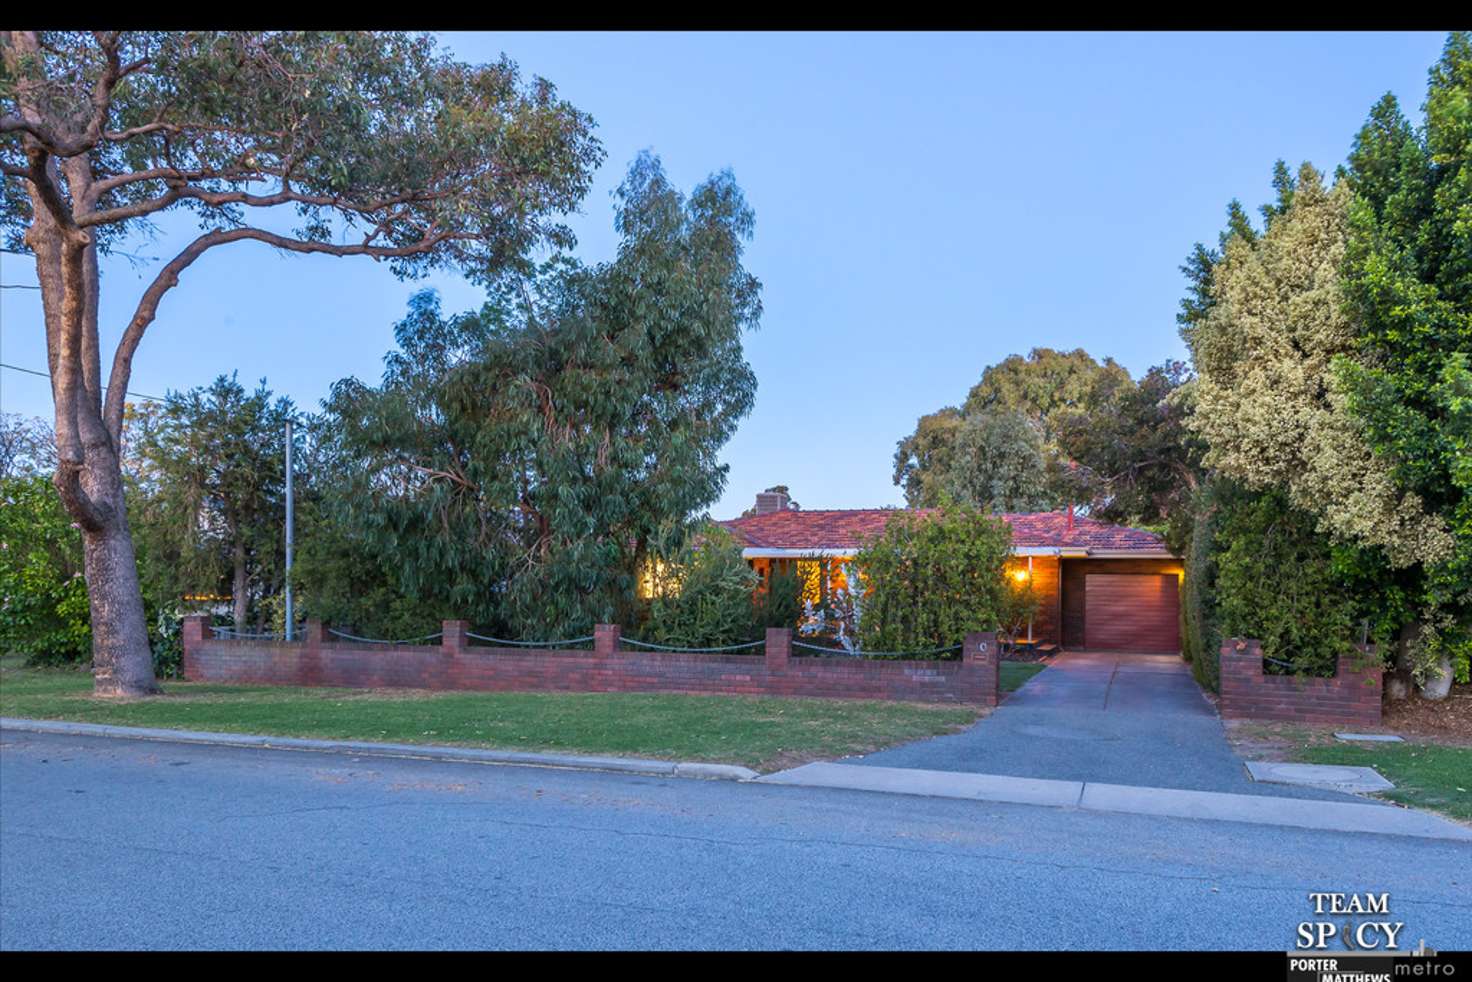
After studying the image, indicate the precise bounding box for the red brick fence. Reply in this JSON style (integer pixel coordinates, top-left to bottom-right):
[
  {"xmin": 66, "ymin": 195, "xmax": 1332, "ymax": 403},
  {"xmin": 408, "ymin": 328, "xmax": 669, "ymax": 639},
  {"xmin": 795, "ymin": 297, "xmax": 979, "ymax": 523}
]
[
  {"xmin": 182, "ymin": 617, "xmax": 999, "ymax": 705},
  {"xmin": 1218, "ymin": 638, "xmax": 1382, "ymax": 727}
]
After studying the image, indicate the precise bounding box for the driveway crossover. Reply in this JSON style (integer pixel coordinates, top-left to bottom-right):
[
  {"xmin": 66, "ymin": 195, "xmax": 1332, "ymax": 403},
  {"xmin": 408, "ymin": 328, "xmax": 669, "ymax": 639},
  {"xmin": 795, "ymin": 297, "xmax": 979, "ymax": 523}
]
[{"xmin": 856, "ymin": 651, "xmax": 1369, "ymax": 803}]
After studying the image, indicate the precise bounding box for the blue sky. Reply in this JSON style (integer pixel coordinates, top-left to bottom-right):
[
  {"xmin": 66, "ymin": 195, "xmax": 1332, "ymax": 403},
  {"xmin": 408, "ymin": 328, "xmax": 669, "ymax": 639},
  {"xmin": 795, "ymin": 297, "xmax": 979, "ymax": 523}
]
[{"xmin": 0, "ymin": 31, "xmax": 1449, "ymax": 518}]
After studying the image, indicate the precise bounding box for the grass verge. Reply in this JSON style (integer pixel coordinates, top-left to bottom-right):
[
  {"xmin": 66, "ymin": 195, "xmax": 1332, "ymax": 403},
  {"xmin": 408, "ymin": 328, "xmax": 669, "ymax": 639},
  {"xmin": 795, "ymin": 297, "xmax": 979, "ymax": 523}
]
[
  {"xmin": 0, "ymin": 661, "xmax": 985, "ymax": 772},
  {"xmin": 1297, "ymin": 742, "xmax": 1471, "ymax": 822},
  {"xmin": 1224, "ymin": 719, "xmax": 1471, "ymax": 823}
]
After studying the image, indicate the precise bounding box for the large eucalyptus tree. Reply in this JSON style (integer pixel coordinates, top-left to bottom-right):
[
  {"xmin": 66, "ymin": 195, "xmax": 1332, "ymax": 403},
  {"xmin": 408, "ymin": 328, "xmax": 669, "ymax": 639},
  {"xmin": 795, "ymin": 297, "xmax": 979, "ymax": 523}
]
[
  {"xmin": 319, "ymin": 153, "xmax": 762, "ymax": 640},
  {"xmin": 1, "ymin": 31, "xmax": 601, "ymax": 694}
]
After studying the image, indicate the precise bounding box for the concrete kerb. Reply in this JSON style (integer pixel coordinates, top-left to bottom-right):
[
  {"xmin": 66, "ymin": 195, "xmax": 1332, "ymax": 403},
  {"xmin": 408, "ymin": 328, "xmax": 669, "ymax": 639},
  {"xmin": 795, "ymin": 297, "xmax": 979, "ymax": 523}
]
[
  {"xmin": 758, "ymin": 762, "xmax": 1084, "ymax": 808},
  {"xmin": 756, "ymin": 762, "xmax": 1472, "ymax": 842},
  {"xmin": 0, "ymin": 718, "xmax": 759, "ymax": 782}
]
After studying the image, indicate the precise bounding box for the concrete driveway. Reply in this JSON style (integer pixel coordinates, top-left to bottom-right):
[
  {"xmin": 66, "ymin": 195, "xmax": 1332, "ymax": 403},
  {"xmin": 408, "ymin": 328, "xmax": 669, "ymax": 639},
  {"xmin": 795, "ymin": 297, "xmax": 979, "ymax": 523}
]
[{"xmin": 856, "ymin": 651, "xmax": 1366, "ymax": 802}]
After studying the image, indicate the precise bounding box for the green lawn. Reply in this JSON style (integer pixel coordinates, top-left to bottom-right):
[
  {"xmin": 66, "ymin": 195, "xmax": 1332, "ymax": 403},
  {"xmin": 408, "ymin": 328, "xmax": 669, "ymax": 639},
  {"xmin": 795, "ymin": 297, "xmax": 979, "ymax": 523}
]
[
  {"xmin": 1297, "ymin": 741, "xmax": 1472, "ymax": 822},
  {"xmin": 1001, "ymin": 661, "xmax": 1046, "ymax": 693},
  {"xmin": 0, "ymin": 661, "xmax": 984, "ymax": 772}
]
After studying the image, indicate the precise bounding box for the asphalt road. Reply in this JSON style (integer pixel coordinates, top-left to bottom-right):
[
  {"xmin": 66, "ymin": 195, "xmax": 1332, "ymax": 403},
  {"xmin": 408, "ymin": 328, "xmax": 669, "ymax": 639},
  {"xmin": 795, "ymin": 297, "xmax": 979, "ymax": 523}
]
[{"xmin": 2, "ymin": 730, "xmax": 1469, "ymax": 951}]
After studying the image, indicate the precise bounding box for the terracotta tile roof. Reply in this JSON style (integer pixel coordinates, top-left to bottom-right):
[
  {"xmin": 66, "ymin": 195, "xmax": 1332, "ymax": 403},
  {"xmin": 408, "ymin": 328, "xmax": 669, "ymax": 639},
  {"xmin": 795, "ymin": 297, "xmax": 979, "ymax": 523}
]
[{"xmin": 718, "ymin": 508, "xmax": 1171, "ymax": 555}]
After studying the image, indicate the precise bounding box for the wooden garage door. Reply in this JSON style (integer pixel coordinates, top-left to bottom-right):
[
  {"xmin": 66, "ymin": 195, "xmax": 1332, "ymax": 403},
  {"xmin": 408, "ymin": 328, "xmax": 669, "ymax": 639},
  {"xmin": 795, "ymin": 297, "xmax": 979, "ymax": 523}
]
[{"xmin": 1084, "ymin": 574, "xmax": 1180, "ymax": 652}]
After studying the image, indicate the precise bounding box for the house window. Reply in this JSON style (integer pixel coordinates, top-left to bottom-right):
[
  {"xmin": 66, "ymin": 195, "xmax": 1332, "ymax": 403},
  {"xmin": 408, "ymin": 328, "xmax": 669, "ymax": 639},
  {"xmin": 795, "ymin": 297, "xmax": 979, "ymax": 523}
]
[
  {"xmin": 794, "ymin": 558, "xmax": 854, "ymax": 606},
  {"xmin": 797, "ymin": 560, "xmax": 823, "ymax": 607}
]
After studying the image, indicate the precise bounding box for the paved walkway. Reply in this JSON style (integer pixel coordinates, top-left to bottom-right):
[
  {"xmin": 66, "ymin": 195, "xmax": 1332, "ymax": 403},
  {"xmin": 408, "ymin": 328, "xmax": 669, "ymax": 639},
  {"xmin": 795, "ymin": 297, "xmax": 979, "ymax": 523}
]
[{"xmin": 856, "ymin": 651, "xmax": 1365, "ymax": 802}]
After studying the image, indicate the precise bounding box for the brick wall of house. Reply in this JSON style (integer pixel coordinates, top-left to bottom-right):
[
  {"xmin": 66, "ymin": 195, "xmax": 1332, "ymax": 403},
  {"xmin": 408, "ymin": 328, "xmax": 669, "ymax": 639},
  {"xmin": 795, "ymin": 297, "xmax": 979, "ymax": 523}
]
[
  {"xmin": 182, "ymin": 618, "xmax": 999, "ymax": 706},
  {"xmin": 1217, "ymin": 638, "xmax": 1382, "ymax": 727}
]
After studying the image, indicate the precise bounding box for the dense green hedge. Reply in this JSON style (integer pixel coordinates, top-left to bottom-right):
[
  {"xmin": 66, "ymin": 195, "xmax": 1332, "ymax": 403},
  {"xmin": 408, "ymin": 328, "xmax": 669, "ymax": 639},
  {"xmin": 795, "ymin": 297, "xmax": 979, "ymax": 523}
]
[
  {"xmin": 1182, "ymin": 480, "xmax": 1368, "ymax": 682},
  {"xmin": 1179, "ymin": 483, "xmax": 1221, "ymax": 691},
  {"xmin": 3, "ymin": 474, "xmax": 205, "ymax": 678}
]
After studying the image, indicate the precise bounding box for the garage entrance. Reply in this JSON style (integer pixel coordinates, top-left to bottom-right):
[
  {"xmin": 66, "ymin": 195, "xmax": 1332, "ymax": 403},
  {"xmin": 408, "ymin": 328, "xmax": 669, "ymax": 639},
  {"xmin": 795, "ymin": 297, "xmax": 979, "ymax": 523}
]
[
  {"xmin": 1061, "ymin": 558, "xmax": 1183, "ymax": 652},
  {"xmin": 1083, "ymin": 573, "xmax": 1180, "ymax": 652}
]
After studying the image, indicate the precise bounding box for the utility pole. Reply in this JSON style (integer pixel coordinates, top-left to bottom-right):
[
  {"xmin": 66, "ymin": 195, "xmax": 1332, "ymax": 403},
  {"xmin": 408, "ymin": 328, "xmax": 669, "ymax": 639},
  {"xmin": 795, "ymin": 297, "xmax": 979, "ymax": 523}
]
[{"xmin": 284, "ymin": 418, "xmax": 294, "ymax": 641}]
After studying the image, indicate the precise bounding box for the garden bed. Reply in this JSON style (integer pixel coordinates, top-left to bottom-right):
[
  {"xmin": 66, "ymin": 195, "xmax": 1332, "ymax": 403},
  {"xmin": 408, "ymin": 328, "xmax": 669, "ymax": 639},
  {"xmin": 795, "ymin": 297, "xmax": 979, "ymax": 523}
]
[{"xmin": 1381, "ymin": 682, "xmax": 1472, "ymax": 746}]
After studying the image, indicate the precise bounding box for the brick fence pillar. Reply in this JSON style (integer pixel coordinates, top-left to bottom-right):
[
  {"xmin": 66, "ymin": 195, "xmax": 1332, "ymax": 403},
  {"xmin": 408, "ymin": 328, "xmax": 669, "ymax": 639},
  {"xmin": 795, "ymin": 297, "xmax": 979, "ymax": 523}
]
[
  {"xmin": 1219, "ymin": 637, "xmax": 1260, "ymax": 720},
  {"xmin": 303, "ymin": 619, "xmax": 326, "ymax": 650},
  {"xmin": 181, "ymin": 615, "xmax": 210, "ymax": 680},
  {"xmin": 299, "ymin": 619, "xmax": 326, "ymax": 686},
  {"xmin": 765, "ymin": 627, "xmax": 792, "ymax": 672},
  {"xmin": 1344, "ymin": 642, "xmax": 1383, "ymax": 725},
  {"xmin": 964, "ymin": 631, "xmax": 999, "ymax": 706},
  {"xmin": 441, "ymin": 620, "xmax": 468, "ymax": 656},
  {"xmin": 595, "ymin": 623, "xmax": 620, "ymax": 657},
  {"xmin": 436, "ymin": 620, "xmax": 468, "ymax": 690}
]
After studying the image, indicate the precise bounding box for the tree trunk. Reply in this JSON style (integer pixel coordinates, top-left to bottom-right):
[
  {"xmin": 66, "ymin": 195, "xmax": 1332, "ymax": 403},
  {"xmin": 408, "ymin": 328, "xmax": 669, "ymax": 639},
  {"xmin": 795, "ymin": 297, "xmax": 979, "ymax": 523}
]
[
  {"xmin": 1385, "ymin": 621, "xmax": 1417, "ymax": 702},
  {"xmin": 1419, "ymin": 654, "xmax": 1455, "ymax": 701},
  {"xmin": 78, "ymin": 472, "xmax": 160, "ymax": 697},
  {"xmin": 232, "ymin": 535, "xmax": 248, "ymax": 633},
  {"xmin": 14, "ymin": 69, "xmax": 160, "ymax": 697}
]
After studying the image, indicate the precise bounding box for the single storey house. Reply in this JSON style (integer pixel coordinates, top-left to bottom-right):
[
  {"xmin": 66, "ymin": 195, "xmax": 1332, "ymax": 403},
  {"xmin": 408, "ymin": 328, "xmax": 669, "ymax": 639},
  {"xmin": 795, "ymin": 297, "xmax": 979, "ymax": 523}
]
[{"xmin": 719, "ymin": 490, "xmax": 1183, "ymax": 653}]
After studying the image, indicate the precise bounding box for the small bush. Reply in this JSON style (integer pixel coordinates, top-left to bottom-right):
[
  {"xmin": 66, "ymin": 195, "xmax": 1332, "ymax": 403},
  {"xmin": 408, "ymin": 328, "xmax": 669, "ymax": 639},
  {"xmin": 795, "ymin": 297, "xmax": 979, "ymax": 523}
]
[
  {"xmin": 149, "ymin": 606, "xmax": 184, "ymax": 678},
  {"xmin": 0, "ymin": 476, "xmax": 92, "ymax": 665},
  {"xmin": 753, "ymin": 563, "xmax": 801, "ymax": 631},
  {"xmin": 852, "ymin": 503, "xmax": 1013, "ymax": 653},
  {"xmin": 643, "ymin": 523, "xmax": 760, "ymax": 647},
  {"xmin": 998, "ymin": 574, "xmax": 1043, "ymax": 653}
]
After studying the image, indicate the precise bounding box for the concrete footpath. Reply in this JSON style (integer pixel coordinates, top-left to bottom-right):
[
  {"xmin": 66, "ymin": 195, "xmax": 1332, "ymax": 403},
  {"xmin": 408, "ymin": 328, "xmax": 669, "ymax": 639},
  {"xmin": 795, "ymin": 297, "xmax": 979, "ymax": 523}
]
[
  {"xmin": 757, "ymin": 762, "xmax": 1472, "ymax": 842},
  {"xmin": 5, "ymin": 717, "xmax": 1468, "ymax": 842}
]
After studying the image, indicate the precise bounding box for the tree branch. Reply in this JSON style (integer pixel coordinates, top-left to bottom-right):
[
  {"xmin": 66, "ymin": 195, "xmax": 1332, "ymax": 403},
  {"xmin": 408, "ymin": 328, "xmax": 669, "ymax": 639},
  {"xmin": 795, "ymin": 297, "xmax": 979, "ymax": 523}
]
[
  {"xmin": 1, "ymin": 33, "xmax": 135, "ymax": 159},
  {"xmin": 86, "ymin": 164, "xmax": 254, "ymax": 201},
  {"xmin": 103, "ymin": 224, "xmax": 471, "ymax": 440},
  {"xmin": 24, "ymin": 148, "xmax": 85, "ymax": 240},
  {"xmin": 78, "ymin": 176, "xmax": 462, "ymax": 228}
]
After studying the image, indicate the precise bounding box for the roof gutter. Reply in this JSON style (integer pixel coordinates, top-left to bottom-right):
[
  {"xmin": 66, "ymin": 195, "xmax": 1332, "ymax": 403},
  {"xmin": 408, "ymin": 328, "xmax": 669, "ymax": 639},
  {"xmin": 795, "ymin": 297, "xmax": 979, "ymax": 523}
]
[{"xmin": 741, "ymin": 546, "xmax": 1177, "ymax": 560}]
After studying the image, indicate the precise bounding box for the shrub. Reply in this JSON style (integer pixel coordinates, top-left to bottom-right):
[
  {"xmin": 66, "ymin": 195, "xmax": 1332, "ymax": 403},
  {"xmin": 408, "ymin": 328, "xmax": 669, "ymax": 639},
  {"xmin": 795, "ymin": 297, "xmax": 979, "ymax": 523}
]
[
  {"xmin": 149, "ymin": 606, "xmax": 184, "ymax": 678},
  {"xmin": 643, "ymin": 523, "xmax": 760, "ymax": 647},
  {"xmin": 753, "ymin": 562, "xmax": 801, "ymax": 631},
  {"xmin": 852, "ymin": 504, "xmax": 1013, "ymax": 653},
  {"xmin": 998, "ymin": 574, "xmax": 1043, "ymax": 654},
  {"xmin": 0, "ymin": 476, "xmax": 91, "ymax": 664},
  {"xmin": 1180, "ymin": 482, "xmax": 1223, "ymax": 691}
]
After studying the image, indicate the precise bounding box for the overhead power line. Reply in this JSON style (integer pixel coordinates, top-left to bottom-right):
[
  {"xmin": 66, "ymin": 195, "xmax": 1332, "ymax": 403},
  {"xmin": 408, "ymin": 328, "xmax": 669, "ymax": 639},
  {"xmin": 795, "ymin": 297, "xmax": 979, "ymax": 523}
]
[{"xmin": 0, "ymin": 361, "xmax": 164, "ymax": 403}]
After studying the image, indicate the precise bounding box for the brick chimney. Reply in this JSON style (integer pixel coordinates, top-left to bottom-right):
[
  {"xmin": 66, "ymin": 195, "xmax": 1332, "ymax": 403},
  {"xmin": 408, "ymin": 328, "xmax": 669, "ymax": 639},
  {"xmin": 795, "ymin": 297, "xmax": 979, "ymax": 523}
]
[{"xmin": 754, "ymin": 490, "xmax": 791, "ymax": 515}]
